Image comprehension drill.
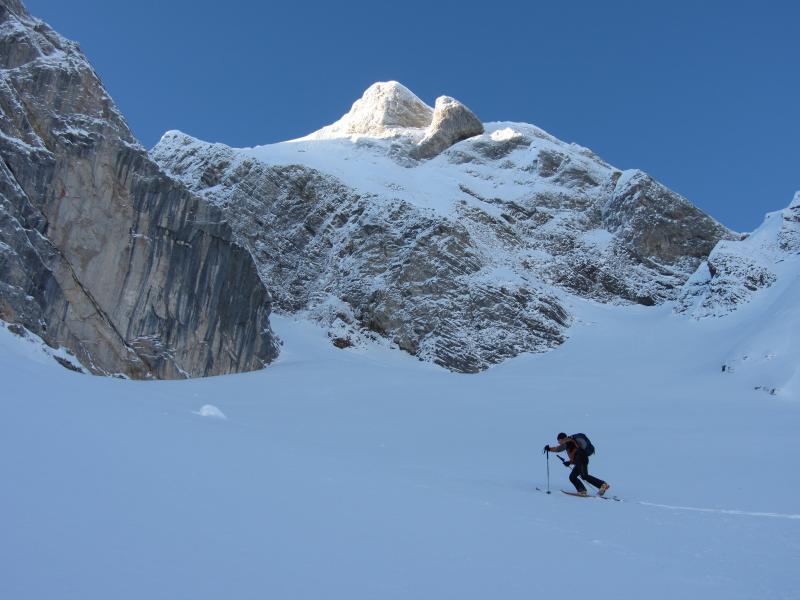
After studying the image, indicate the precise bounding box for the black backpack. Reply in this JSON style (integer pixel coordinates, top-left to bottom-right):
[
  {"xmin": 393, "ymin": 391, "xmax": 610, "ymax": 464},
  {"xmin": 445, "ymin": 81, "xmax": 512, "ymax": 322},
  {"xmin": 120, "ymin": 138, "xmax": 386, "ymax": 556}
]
[{"xmin": 572, "ymin": 433, "xmax": 595, "ymax": 456}]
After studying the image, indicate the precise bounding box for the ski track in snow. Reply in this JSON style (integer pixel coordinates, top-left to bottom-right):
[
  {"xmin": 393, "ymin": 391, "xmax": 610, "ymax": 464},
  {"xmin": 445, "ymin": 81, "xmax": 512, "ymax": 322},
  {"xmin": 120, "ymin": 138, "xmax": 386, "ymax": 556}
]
[
  {"xmin": 637, "ymin": 501, "xmax": 800, "ymax": 520},
  {"xmin": 540, "ymin": 486, "xmax": 799, "ymax": 519}
]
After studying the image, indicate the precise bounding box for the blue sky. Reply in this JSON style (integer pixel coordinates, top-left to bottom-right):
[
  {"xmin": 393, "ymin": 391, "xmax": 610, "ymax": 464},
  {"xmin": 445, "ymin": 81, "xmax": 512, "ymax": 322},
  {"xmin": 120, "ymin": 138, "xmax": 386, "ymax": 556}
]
[{"xmin": 25, "ymin": 0, "xmax": 799, "ymax": 231}]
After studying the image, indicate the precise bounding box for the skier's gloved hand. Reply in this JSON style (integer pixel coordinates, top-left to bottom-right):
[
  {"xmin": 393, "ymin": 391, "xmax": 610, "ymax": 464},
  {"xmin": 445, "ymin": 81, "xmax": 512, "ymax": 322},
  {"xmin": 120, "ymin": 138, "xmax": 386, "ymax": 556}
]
[
  {"xmin": 543, "ymin": 445, "xmax": 550, "ymax": 454},
  {"xmin": 563, "ymin": 461, "xmax": 571, "ymax": 468}
]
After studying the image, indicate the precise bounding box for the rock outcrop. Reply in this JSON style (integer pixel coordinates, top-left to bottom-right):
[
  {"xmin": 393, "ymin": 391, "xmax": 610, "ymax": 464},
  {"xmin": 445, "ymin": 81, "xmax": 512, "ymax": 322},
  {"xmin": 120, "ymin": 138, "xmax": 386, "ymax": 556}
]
[
  {"xmin": 307, "ymin": 81, "xmax": 434, "ymax": 140},
  {"xmin": 0, "ymin": 0, "xmax": 279, "ymax": 378},
  {"xmin": 412, "ymin": 96, "xmax": 484, "ymax": 160}
]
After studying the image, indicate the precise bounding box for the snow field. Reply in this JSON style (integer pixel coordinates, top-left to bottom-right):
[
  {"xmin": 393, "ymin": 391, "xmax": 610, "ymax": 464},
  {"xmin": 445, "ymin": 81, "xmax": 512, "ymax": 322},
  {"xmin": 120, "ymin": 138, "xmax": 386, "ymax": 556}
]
[{"xmin": 1, "ymin": 296, "xmax": 798, "ymax": 599}]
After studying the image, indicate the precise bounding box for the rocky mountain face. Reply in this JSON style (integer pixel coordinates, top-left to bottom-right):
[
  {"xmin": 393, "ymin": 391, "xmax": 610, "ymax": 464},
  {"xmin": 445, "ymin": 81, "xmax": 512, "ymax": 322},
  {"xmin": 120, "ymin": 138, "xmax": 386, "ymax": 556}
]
[
  {"xmin": 0, "ymin": 0, "xmax": 278, "ymax": 378},
  {"xmin": 152, "ymin": 82, "xmax": 735, "ymax": 373},
  {"xmin": 677, "ymin": 192, "xmax": 800, "ymax": 318}
]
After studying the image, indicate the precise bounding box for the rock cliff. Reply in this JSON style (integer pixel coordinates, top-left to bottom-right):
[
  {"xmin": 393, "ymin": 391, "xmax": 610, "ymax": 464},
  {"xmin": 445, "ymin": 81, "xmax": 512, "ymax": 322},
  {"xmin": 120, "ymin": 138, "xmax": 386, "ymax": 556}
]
[{"xmin": 0, "ymin": 0, "xmax": 278, "ymax": 377}]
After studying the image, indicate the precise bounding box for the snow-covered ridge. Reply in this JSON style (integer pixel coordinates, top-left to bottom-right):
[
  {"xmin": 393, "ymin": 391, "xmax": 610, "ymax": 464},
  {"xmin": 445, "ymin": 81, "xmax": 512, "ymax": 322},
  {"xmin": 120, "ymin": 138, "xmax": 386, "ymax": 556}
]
[{"xmin": 677, "ymin": 191, "xmax": 800, "ymax": 318}]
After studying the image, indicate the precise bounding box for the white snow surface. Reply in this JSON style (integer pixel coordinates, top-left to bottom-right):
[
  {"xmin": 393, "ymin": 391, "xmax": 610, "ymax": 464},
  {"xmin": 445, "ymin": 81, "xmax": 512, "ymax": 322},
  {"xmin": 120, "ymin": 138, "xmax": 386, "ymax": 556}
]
[{"xmin": 1, "ymin": 288, "xmax": 798, "ymax": 599}]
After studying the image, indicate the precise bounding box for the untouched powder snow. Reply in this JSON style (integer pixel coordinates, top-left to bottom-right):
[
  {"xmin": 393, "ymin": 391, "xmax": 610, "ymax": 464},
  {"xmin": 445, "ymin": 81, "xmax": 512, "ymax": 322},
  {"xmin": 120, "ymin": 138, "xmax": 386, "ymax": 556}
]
[{"xmin": 1, "ymin": 295, "xmax": 798, "ymax": 599}]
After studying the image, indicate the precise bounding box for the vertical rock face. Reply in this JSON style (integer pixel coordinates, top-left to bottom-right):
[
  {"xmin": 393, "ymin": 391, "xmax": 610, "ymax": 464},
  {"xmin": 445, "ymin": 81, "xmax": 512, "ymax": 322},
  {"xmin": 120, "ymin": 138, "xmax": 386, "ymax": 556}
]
[{"xmin": 0, "ymin": 0, "xmax": 278, "ymax": 378}]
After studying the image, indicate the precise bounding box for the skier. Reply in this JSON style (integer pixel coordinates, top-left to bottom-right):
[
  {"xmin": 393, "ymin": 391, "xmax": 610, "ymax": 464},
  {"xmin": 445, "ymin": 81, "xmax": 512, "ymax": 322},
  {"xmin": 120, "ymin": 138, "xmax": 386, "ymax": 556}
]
[{"xmin": 544, "ymin": 432, "xmax": 610, "ymax": 496}]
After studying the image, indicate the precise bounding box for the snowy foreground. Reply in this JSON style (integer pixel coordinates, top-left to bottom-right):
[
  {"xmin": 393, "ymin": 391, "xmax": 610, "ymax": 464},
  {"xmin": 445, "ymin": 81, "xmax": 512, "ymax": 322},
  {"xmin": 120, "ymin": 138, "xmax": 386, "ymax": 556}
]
[{"xmin": 1, "ymin": 293, "xmax": 798, "ymax": 599}]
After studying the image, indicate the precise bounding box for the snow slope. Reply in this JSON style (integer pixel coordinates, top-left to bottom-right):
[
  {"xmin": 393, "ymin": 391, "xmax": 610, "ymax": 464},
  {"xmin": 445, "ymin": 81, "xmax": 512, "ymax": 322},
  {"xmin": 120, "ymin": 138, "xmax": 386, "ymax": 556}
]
[{"xmin": 1, "ymin": 294, "xmax": 798, "ymax": 599}]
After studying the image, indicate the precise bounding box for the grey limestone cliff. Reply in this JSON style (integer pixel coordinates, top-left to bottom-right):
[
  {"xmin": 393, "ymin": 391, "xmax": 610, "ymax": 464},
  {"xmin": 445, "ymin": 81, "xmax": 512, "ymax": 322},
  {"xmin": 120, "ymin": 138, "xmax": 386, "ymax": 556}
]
[{"xmin": 0, "ymin": 0, "xmax": 278, "ymax": 378}]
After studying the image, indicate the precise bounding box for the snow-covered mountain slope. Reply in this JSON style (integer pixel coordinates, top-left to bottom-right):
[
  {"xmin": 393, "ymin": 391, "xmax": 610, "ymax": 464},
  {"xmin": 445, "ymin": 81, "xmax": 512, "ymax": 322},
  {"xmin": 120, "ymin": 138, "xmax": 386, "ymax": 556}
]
[
  {"xmin": 2, "ymin": 295, "xmax": 798, "ymax": 600},
  {"xmin": 676, "ymin": 192, "xmax": 800, "ymax": 396},
  {"xmin": 151, "ymin": 83, "xmax": 733, "ymax": 372}
]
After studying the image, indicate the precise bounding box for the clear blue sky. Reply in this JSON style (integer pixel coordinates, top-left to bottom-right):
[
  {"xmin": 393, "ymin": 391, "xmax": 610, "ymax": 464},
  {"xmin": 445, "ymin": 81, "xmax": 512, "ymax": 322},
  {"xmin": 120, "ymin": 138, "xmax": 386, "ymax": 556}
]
[{"xmin": 25, "ymin": 0, "xmax": 799, "ymax": 231}]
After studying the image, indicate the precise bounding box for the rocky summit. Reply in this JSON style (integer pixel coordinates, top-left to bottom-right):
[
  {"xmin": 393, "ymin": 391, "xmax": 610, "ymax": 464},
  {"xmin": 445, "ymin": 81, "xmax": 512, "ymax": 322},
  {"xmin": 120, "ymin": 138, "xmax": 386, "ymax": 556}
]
[{"xmin": 0, "ymin": 0, "xmax": 278, "ymax": 378}]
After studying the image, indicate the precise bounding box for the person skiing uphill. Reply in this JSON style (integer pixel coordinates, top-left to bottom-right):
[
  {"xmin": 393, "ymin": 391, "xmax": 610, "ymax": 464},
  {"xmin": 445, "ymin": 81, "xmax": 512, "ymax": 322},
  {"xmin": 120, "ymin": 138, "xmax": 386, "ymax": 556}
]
[{"xmin": 544, "ymin": 432, "xmax": 610, "ymax": 496}]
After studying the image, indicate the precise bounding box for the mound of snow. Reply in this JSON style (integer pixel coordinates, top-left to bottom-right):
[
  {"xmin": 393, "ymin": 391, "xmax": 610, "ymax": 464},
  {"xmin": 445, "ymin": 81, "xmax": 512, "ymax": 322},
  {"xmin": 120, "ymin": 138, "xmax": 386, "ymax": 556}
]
[{"xmin": 194, "ymin": 404, "xmax": 227, "ymax": 419}]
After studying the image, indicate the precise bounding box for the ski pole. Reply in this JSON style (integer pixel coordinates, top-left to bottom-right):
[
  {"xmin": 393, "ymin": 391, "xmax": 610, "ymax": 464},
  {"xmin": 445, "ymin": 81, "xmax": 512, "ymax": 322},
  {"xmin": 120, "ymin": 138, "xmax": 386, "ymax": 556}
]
[{"xmin": 546, "ymin": 451, "xmax": 551, "ymax": 494}]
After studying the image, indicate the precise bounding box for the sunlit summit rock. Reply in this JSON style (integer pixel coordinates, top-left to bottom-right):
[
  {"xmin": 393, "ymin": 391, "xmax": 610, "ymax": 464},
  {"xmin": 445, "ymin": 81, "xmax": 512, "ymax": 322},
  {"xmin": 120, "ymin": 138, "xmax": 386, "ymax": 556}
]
[{"xmin": 306, "ymin": 81, "xmax": 485, "ymax": 159}]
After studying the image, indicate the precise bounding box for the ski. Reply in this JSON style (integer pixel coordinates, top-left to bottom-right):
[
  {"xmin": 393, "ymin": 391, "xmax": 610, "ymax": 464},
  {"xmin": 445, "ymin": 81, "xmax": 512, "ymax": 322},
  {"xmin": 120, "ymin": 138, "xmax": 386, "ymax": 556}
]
[
  {"xmin": 561, "ymin": 490, "xmax": 622, "ymax": 501},
  {"xmin": 535, "ymin": 487, "xmax": 621, "ymax": 502}
]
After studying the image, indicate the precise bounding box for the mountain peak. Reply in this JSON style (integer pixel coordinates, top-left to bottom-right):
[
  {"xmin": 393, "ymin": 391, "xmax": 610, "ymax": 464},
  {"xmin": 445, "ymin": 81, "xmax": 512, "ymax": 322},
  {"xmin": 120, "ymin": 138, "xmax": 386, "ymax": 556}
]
[{"xmin": 307, "ymin": 81, "xmax": 433, "ymax": 140}]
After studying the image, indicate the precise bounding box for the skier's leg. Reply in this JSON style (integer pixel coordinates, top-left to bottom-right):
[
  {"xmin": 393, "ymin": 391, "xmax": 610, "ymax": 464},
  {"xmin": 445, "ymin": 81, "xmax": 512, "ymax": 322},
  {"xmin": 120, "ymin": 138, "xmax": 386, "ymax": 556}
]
[
  {"xmin": 569, "ymin": 465, "xmax": 586, "ymax": 493},
  {"xmin": 582, "ymin": 472, "xmax": 605, "ymax": 489},
  {"xmin": 579, "ymin": 457, "xmax": 605, "ymax": 489}
]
